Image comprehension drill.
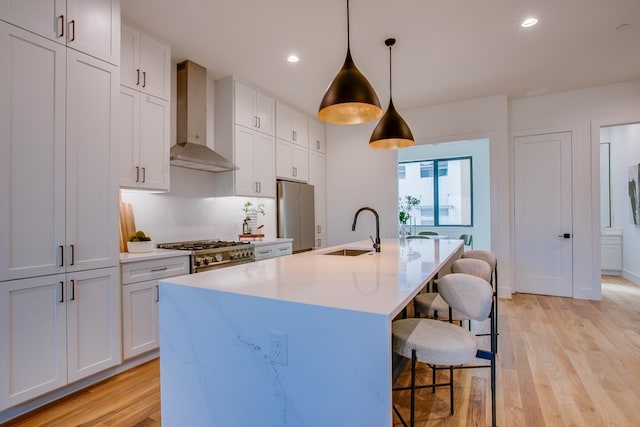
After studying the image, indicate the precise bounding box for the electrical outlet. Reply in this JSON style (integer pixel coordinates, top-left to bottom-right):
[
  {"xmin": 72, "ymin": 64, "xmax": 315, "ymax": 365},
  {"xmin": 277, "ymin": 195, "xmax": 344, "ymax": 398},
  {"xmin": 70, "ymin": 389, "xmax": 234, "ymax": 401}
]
[{"xmin": 270, "ymin": 331, "xmax": 288, "ymax": 365}]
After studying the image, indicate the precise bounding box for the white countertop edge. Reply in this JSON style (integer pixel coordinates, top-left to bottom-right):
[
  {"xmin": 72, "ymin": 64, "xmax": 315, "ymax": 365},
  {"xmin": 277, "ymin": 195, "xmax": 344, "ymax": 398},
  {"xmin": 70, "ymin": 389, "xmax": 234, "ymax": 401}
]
[{"xmin": 120, "ymin": 249, "xmax": 189, "ymax": 263}]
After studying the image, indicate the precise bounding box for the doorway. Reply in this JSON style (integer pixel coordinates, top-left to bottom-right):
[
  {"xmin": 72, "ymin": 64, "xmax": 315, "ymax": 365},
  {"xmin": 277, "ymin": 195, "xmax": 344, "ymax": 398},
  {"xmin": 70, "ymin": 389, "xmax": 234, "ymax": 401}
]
[{"xmin": 514, "ymin": 132, "xmax": 573, "ymax": 297}]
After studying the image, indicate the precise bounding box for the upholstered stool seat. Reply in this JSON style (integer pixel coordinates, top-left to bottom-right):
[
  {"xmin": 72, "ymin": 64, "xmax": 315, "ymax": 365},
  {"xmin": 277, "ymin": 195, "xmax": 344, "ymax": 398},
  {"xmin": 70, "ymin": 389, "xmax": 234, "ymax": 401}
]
[{"xmin": 392, "ymin": 318, "xmax": 477, "ymax": 366}]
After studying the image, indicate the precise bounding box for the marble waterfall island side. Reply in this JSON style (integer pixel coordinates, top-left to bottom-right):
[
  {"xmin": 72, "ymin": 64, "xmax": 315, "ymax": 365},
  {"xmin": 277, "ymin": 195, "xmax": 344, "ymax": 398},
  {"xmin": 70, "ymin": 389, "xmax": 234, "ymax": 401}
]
[{"xmin": 159, "ymin": 238, "xmax": 462, "ymax": 427}]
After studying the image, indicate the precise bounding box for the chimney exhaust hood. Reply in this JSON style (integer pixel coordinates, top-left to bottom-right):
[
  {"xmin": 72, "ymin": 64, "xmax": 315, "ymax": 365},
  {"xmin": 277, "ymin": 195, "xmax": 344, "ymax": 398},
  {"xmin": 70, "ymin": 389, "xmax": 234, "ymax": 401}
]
[{"xmin": 171, "ymin": 60, "xmax": 237, "ymax": 172}]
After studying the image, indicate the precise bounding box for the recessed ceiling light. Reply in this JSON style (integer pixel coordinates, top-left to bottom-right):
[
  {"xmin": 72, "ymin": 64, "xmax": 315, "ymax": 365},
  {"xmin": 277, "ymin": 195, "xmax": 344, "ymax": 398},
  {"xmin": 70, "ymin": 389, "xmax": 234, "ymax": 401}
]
[
  {"xmin": 521, "ymin": 17, "xmax": 538, "ymax": 28},
  {"xmin": 287, "ymin": 54, "xmax": 299, "ymax": 63}
]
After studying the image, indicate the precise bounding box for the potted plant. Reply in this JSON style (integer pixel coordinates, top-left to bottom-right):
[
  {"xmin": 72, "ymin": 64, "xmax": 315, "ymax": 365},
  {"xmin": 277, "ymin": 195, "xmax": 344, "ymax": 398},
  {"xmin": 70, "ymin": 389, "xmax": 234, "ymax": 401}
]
[{"xmin": 398, "ymin": 195, "xmax": 420, "ymax": 237}]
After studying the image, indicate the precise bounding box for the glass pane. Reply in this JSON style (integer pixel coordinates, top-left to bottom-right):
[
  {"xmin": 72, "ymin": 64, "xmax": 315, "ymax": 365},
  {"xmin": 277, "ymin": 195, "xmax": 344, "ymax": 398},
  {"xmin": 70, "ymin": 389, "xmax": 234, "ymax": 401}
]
[
  {"xmin": 438, "ymin": 158, "xmax": 472, "ymax": 225},
  {"xmin": 398, "ymin": 162, "xmax": 434, "ymax": 226}
]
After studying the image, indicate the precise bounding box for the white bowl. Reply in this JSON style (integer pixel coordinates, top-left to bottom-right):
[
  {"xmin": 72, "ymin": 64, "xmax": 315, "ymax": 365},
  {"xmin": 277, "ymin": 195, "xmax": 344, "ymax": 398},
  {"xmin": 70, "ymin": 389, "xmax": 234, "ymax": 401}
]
[{"xmin": 127, "ymin": 240, "xmax": 155, "ymax": 253}]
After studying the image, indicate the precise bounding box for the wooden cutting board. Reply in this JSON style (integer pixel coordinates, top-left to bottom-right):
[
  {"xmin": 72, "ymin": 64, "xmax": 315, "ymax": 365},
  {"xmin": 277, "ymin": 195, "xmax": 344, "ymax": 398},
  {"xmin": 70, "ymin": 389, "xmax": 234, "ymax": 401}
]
[{"xmin": 119, "ymin": 191, "xmax": 137, "ymax": 252}]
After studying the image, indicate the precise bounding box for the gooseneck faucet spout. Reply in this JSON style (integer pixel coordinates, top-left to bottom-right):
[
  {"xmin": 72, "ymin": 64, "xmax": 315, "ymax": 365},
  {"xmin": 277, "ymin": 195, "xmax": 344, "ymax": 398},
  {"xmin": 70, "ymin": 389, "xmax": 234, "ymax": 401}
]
[{"xmin": 352, "ymin": 207, "xmax": 381, "ymax": 252}]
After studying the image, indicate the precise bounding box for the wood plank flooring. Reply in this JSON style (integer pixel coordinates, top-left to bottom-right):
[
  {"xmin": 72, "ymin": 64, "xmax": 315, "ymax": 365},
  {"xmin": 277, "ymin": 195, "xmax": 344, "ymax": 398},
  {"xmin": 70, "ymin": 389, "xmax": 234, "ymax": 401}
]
[{"xmin": 3, "ymin": 275, "xmax": 639, "ymax": 427}]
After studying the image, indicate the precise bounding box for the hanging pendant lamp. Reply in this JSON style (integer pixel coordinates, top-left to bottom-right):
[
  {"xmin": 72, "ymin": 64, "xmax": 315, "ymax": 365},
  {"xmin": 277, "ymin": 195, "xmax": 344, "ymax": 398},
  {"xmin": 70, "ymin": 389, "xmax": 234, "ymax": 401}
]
[
  {"xmin": 369, "ymin": 38, "xmax": 414, "ymax": 149},
  {"xmin": 317, "ymin": 0, "xmax": 382, "ymax": 125}
]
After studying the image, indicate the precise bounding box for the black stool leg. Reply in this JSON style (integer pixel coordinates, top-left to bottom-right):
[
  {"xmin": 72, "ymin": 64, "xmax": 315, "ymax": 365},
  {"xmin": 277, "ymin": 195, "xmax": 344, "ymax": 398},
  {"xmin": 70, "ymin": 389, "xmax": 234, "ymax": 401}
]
[
  {"xmin": 449, "ymin": 365, "xmax": 454, "ymax": 415},
  {"xmin": 410, "ymin": 349, "xmax": 417, "ymax": 427}
]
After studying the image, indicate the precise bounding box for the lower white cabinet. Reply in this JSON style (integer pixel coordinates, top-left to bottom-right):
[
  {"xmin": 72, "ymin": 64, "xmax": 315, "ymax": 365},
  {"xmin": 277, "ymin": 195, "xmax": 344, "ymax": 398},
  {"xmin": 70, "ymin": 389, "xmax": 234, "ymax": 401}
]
[
  {"xmin": 254, "ymin": 241, "xmax": 293, "ymax": 261},
  {"xmin": 601, "ymin": 233, "xmax": 622, "ymax": 273},
  {"xmin": 315, "ymin": 236, "xmax": 327, "ymax": 249},
  {"xmin": 0, "ymin": 267, "xmax": 121, "ymax": 410},
  {"xmin": 121, "ymin": 256, "xmax": 189, "ymax": 359}
]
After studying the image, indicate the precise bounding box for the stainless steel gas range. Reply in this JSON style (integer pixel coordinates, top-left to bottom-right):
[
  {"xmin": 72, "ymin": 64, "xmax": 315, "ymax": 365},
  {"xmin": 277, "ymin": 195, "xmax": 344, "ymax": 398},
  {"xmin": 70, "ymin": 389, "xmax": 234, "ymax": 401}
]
[{"xmin": 156, "ymin": 240, "xmax": 255, "ymax": 273}]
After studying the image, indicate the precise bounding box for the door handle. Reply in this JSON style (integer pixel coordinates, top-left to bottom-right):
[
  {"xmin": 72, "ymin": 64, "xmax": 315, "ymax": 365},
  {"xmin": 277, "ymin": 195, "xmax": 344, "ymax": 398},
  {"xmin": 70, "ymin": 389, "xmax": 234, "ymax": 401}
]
[{"xmin": 557, "ymin": 233, "xmax": 572, "ymax": 239}]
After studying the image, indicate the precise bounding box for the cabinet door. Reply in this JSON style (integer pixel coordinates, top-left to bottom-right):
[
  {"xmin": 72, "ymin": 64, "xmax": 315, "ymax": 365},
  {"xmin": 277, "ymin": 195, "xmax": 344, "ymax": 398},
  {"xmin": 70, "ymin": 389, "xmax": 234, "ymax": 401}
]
[
  {"xmin": 0, "ymin": 275, "xmax": 67, "ymax": 410},
  {"xmin": 309, "ymin": 151, "xmax": 326, "ymax": 237},
  {"xmin": 276, "ymin": 102, "xmax": 292, "ymax": 141},
  {"xmin": 0, "ymin": 0, "xmax": 65, "ymax": 43},
  {"xmin": 308, "ymin": 117, "xmax": 325, "ymax": 153},
  {"xmin": 255, "ymin": 91, "xmax": 275, "ymax": 136},
  {"xmin": 66, "ymin": 0, "xmax": 120, "ymax": 65},
  {"xmin": 254, "ymin": 133, "xmax": 276, "ymax": 197},
  {"xmin": 293, "ymin": 145, "xmax": 309, "ymax": 182},
  {"xmin": 139, "ymin": 94, "xmax": 170, "ymax": 190},
  {"xmin": 291, "ymin": 109, "xmax": 308, "ymax": 147},
  {"xmin": 276, "ymin": 139, "xmax": 294, "ymax": 180},
  {"xmin": 122, "ymin": 279, "xmax": 159, "ymax": 359},
  {"xmin": 119, "ymin": 85, "xmax": 140, "ymax": 187},
  {"xmin": 66, "ymin": 50, "xmax": 119, "ymax": 272},
  {"xmin": 139, "ymin": 32, "xmax": 171, "ymax": 100},
  {"xmin": 234, "ymin": 126, "xmax": 257, "ymax": 196},
  {"xmin": 234, "ymin": 81, "xmax": 256, "ymax": 130},
  {"xmin": 119, "ymin": 23, "xmax": 140, "ymax": 91},
  {"xmin": 0, "ymin": 23, "xmax": 66, "ymax": 281},
  {"xmin": 66, "ymin": 267, "xmax": 121, "ymax": 382}
]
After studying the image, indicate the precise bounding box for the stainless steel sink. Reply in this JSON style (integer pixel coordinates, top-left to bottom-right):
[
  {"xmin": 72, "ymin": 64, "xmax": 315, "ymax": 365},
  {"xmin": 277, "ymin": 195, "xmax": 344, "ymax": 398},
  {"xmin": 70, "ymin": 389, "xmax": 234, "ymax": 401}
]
[{"xmin": 323, "ymin": 248, "xmax": 373, "ymax": 256}]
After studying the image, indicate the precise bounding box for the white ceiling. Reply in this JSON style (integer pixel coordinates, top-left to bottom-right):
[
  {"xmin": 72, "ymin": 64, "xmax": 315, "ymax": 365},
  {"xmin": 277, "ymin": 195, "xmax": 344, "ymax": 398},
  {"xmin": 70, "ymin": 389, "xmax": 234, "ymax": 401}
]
[{"xmin": 122, "ymin": 0, "xmax": 640, "ymax": 117}]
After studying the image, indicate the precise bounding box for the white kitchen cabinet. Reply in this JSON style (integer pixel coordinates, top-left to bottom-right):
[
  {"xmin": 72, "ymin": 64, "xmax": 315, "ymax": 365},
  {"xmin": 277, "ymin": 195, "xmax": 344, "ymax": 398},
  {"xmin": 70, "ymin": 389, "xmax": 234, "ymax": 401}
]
[
  {"xmin": 119, "ymin": 86, "xmax": 170, "ymax": 190},
  {"xmin": 0, "ymin": 23, "xmax": 119, "ymax": 282},
  {"xmin": 276, "ymin": 101, "xmax": 308, "ymax": 147},
  {"xmin": 308, "ymin": 150, "xmax": 327, "ymax": 247},
  {"xmin": 315, "ymin": 236, "xmax": 327, "ymax": 249},
  {"xmin": 234, "ymin": 126, "xmax": 276, "ymax": 197},
  {"xmin": 276, "ymin": 139, "xmax": 309, "ymax": 182},
  {"xmin": 121, "ymin": 256, "xmax": 189, "ymax": 359},
  {"xmin": 254, "ymin": 241, "xmax": 293, "ymax": 261},
  {"xmin": 120, "ymin": 23, "xmax": 170, "ymax": 100},
  {"xmin": 0, "ymin": 267, "xmax": 120, "ymax": 410},
  {"xmin": 234, "ymin": 80, "xmax": 275, "ymax": 136},
  {"xmin": 601, "ymin": 233, "xmax": 622, "ymax": 273},
  {"xmin": 308, "ymin": 117, "xmax": 326, "ymax": 154},
  {"xmin": 0, "ymin": 0, "xmax": 120, "ymax": 65}
]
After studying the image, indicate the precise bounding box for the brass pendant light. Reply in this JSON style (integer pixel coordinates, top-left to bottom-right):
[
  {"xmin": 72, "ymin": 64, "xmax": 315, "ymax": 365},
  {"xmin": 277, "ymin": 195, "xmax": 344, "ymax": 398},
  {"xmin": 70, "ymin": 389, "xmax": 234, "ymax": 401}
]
[
  {"xmin": 317, "ymin": 0, "xmax": 382, "ymax": 125},
  {"xmin": 369, "ymin": 38, "xmax": 414, "ymax": 149}
]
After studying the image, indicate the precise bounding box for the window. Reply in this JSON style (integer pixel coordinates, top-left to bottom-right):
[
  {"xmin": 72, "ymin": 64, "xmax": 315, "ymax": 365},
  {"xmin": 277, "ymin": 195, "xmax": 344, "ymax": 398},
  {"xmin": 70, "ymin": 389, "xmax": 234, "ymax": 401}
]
[{"xmin": 398, "ymin": 157, "xmax": 473, "ymax": 226}]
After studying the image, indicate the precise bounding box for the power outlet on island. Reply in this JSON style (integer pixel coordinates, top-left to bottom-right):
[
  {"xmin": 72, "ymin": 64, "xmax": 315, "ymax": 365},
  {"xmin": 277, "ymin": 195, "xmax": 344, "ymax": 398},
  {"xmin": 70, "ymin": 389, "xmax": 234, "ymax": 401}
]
[{"xmin": 270, "ymin": 331, "xmax": 288, "ymax": 365}]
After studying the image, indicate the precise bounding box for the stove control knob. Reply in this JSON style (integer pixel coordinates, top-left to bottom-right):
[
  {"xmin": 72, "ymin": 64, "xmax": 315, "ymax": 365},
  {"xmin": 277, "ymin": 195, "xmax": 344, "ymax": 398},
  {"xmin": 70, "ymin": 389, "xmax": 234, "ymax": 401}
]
[
  {"xmin": 195, "ymin": 257, "xmax": 203, "ymax": 266},
  {"xmin": 215, "ymin": 253, "xmax": 223, "ymax": 262},
  {"xmin": 202, "ymin": 257, "xmax": 209, "ymax": 265}
]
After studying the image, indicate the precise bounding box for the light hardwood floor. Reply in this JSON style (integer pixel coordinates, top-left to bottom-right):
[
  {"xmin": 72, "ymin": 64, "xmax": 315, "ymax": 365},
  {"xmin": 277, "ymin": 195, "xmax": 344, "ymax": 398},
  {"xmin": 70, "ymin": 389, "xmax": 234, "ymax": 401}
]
[{"xmin": 3, "ymin": 275, "xmax": 639, "ymax": 427}]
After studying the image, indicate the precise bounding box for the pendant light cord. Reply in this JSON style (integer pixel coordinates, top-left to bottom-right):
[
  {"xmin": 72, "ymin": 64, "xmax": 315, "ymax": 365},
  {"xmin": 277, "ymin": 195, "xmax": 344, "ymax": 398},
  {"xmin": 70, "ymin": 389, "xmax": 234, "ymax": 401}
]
[
  {"xmin": 389, "ymin": 44, "xmax": 392, "ymax": 98},
  {"xmin": 346, "ymin": 0, "xmax": 350, "ymax": 49}
]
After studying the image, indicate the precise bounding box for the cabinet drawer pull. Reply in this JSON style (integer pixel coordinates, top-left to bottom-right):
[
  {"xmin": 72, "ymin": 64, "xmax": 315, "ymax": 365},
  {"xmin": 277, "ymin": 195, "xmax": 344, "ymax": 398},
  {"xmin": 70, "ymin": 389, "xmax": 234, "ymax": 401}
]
[
  {"xmin": 277, "ymin": 247, "xmax": 289, "ymax": 252},
  {"xmin": 70, "ymin": 244, "xmax": 75, "ymax": 266},
  {"xmin": 151, "ymin": 267, "xmax": 168, "ymax": 272},
  {"xmin": 59, "ymin": 281, "xmax": 64, "ymax": 303},
  {"xmin": 257, "ymin": 250, "xmax": 270, "ymax": 255},
  {"xmin": 57, "ymin": 15, "xmax": 64, "ymax": 38},
  {"xmin": 70, "ymin": 280, "xmax": 75, "ymax": 301},
  {"xmin": 136, "ymin": 166, "xmax": 140, "ymax": 182},
  {"xmin": 59, "ymin": 245, "xmax": 64, "ymax": 267},
  {"xmin": 68, "ymin": 19, "xmax": 75, "ymax": 42}
]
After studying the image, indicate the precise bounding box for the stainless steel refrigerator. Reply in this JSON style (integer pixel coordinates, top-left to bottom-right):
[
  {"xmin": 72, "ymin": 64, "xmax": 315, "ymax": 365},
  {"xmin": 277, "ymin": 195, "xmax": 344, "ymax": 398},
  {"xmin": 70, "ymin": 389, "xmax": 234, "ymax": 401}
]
[{"xmin": 277, "ymin": 180, "xmax": 315, "ymax": 253}]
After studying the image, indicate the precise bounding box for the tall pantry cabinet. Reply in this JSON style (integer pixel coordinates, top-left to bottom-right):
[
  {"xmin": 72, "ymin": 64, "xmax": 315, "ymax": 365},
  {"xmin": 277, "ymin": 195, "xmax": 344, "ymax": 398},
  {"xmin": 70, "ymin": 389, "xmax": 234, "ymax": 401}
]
[{"xmin": 0, "ymin": 1, "xmax": 121, "ymax": 411}]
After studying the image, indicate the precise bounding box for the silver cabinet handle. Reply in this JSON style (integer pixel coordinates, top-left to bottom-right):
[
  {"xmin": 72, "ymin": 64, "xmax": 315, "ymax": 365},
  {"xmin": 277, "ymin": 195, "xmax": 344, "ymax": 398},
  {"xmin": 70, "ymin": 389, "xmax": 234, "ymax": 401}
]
[
  {"xmin": 317, "ymin": 238, "xmax": 321, "ymax": 247},
  {"xmin": 277, "ymin": 247, "xmax": 289, "ymax": 252},
  {"xmin": 69, "ymin": 244, "xmax": 75, "ymax": 266},
  {"xmin": 257, "ymin": 116, "xmax": 261, "ymax": 129},
  {"xmin": 316, "ymin": 140, "xmax": 320, "ymax": 150},
  {"xmin": 69, "ymin": 280, "xmax": 75, "ymax": 301},
  {"xmin": 291, "ymin": 130, "xmax": 295, "ymax": 141}
]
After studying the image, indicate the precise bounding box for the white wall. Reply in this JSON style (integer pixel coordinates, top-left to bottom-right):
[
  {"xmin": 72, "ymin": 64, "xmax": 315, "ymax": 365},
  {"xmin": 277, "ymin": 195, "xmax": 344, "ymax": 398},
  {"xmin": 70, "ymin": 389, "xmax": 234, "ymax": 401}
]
[
  {"xmin": 397, "ymin": 139, "xmax": 491, "ymax": 249},
  {"xmin": 326, "ymin": 95, "xmax": 511, "ymax": 296},
  {"xmin": 511, "ymin": 79, "xmax": 640, "ymax": 299},
  {"xmin": 606, "ymin": 123, "xmax": 640, "ymax": 283},
  {"xmin": 121, "ymin": 166, "xmax": 277, "ymax": 243}
]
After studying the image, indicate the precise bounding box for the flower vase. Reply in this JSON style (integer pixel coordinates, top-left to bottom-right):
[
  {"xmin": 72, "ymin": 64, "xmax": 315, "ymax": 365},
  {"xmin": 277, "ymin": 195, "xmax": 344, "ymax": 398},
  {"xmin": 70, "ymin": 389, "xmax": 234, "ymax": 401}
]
[{"xmin": 399, "ymin": 223, "xmax": 407, "ymax": 239}]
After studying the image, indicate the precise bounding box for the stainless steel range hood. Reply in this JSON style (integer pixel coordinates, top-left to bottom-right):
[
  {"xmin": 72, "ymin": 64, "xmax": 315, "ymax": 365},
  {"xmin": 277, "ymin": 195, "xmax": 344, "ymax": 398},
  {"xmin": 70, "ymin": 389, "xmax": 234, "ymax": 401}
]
[{"xmin": 171, "ymin": 60, "xmax": 237, "ymax": 172}]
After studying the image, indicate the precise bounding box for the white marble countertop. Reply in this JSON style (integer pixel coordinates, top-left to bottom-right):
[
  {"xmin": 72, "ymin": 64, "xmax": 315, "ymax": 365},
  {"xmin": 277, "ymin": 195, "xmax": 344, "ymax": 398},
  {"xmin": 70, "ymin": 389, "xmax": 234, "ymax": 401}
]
[
  {"xmin": 119, "ymin": 248, "xmax": 189, "ymax": 263},
  {"xmin": 161, "ymin": 238, "xmax": 462, "ymax": 318}
]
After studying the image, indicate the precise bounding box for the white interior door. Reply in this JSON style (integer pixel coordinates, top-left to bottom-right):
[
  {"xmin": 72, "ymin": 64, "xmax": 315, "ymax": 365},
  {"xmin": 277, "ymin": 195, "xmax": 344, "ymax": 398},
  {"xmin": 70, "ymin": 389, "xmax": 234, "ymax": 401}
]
[{"xmin": 514, "ymin": 132, "xmax": 573, "ymax": 297}]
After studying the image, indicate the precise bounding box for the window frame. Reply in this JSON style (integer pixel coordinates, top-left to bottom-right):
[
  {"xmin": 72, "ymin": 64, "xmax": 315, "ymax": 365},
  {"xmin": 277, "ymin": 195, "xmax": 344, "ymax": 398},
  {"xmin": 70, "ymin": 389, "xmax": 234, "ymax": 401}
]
[{"xmin": 398, "ymin": 155, "xmax": 474, "ymax": 227}]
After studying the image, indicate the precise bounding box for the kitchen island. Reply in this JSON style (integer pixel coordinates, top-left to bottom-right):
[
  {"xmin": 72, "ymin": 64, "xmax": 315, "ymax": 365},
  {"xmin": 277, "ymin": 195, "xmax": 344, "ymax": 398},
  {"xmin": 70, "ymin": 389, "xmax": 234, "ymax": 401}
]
[{"xmin": 159, "ymin": 238, "xmax": 463, "ymax": 427}]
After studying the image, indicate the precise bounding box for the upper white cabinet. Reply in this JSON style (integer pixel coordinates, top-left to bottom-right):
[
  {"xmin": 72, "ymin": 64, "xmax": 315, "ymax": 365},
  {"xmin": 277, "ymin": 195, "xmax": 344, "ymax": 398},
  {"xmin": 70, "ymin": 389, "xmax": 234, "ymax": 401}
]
[
  {"xmin": 120, "ymin": 23, "xmax": 170, "ymax": 100},
  {"xmin": 276, "ymin": 139, "xmax": 308, "ymax": 182},
  {"xmin": 308, "ymin": 117, "xmax": 326, "ymax": 154},
  {"xmin": 276, "ymin": 102, "xmax": 308, "ymax": 147},
  {"xmin": 1, "ymin": 22, "xmax": 119, "ymax": 282},
  {"xmin": 0, "ymin": 0, "xmax": 120, "ymax": 65},
  {"xmin": 234, "ymin": 80, "xmax": 275, "ymax": 136},
  {"xmin": 214, "ymin": 77, "xmax": 276, "ymax": 198}
]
